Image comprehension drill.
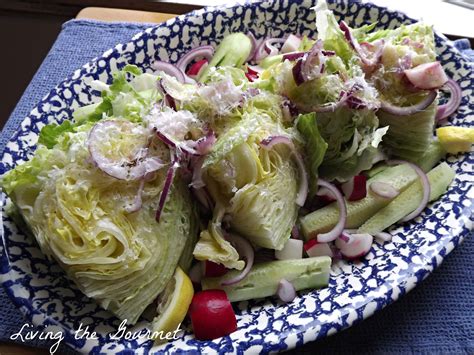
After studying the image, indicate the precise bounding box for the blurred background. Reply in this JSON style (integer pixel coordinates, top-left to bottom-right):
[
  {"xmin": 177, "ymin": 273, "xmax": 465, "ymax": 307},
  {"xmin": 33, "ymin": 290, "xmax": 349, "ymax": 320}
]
[{"xmin": 0, "ymin": 0, "xmax": 472, "ymax": 127}]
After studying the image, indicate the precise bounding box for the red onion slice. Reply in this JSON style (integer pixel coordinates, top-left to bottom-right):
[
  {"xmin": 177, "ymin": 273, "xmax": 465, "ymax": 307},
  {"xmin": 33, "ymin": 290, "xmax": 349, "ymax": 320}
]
[
  {"xmin": 435, "ymin": 79, "xmax": 462, "ymax": 123},
  {"xmin": 379, "ymin": 90, "xmax": 437, "ymax": 116},
  {"xmin": 387, "ymin": 160, "xmax": 430, "ymax": 222},
  {"xmin": 176, "ymin": 45, "xmax": 214, "ymax": 73},
  {"xmin": 195, "ymin": 129, "xmax": 217, "ymax": 155},
  {"xmin": 339, "ymin": 21, "xmax": 384, "ymax": 68},
  {"xmin": 259, "ymin": 136, "xmax": 308, "ymax": 206},
  {"xmin": 277, "ymin": 279, "xmax": 296, "ymax": 303},
  {"xmin": 151, "ymin": 61, "xmax": 186, "ymax": 83},
  {"xmin": 369, "ymin": 181, "xmax": 400, "ymax": 199},
  {"xmin": 316, "ymin": 179, "xmax": 347, "ymax": 243},
  {"xmin": 246, "ymin": 32, "xmax": 258, "ymax": 62},
  {"xmin": 301, "ymin": 40, "xmax": 325, "ymax": 81},
  {"xmin": 88, "ymin": 120, "xmax": 165, "ymax": 181},
  {"xmin": 404, "ymin": 62, "xmax": 448, "ymax": 90},
  {"xmin": 316, "ymin": 186, "xmax": 336, "ymax": 203},
  {"xmin": 155, "ymin": 157, "xmax": 180, "ymax": 222},
  {"xmin": 253, "ymin": 37, "xmax": 268, "ymax": 62},
  {"xmin": 283, "ymin": 52, "xmax": 305, "ymax": 61},
  {"xmin": 221, "ymin": 234, "xmax": 255, "ymax": 286},
  {"xmin": 281, "ymin": 34, "xmax": 302, "ymax": 53},
  {"xmin": 265, "ymin": 38, "xmax": 287, "ymax": 57},
  {"xmin": 125, "ymin": 179, "xmax": 146, "ymax": 213},
  {"xmin": 157, "ymin": 79, "xmax": 177, "ymax": 110}
]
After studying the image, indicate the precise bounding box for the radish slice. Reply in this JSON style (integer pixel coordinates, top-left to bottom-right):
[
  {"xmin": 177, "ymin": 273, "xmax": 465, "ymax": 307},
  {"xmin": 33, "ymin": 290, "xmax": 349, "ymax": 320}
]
[
  {"xmin": 281, "ymin": 34, "xmax": 302, "ymax": 53},
  {"xmin": 187, "ymin": 59, "xmax": 209, "ymax": 79},
  {"xmin": 386, "ymin": 160, "xmax": 430, "ymax": 222},
  {"xmin": 176, "ymin": 45, "xmax": 214, "ymax": 73},
  {"xmin": 404, "ymin": 62, "xmax": 448, "ymax": 90},
  {"xmin": 375, "ymin": 232, "xmax": 392, "ymax": 242},
  {"xmin": 275, "ymin": 239, "xmax": 303, "ymax": 260},
  {"xmin": 335, "ymin": 233, "xmax": 373, "ymax": 260},
  {"xmin": 152, "ymin": 61, "xmax": 186, "ymax": 83},
  {"xmin": 189, "ymin": 290, "xmax": 237, "ymax": 340},
  {"xmin": 260, "ymin": 136, "xmax": 308, "ymax": 206},
  {"xmin": 204, "ymin": 261, "xmax": 228, "ymax": 277},
  {"xmin": 436, "ymin": 79, "xmax": 462, "ymax": 123},
  {"xmin": 341, "ymin": 175, "xmax": 367, "ymax": 201},
  {"xmin": 304, "ymin": 239, "xmax": 333, "ymax": 258},
  {"xmin": 316, "ymin": 179, "xmax": 347, "ymax": 243},
  {"xmin": 369, "ymin": 181, "xmax": 400, "ymax": 199},
  {"xmin": 277, "ymin": 279, "xmax": 296, "ymax": 303},
  {"xmin": 221, "ymin": 234, "xmax": 254, "ymax": 286},
  {"xmin": 380, "ymin": 90, "xmax": 437, "ymax": 116}
]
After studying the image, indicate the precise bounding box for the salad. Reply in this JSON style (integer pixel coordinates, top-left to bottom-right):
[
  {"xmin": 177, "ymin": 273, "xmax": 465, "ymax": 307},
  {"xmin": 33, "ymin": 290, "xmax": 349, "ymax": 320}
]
[{"xmin": 1, "ymin": 0, "xmax": 473, "ymax": 343}]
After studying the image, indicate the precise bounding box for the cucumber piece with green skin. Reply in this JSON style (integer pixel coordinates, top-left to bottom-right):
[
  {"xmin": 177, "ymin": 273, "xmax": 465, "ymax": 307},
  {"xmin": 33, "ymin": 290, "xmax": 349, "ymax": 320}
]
[
  {"xmin": 357, "ymin": 162, "xmax": 455, "ymax": 235},
  {"xmin": 201, "ymin": 257, "xmax": 331, "ymax": 302},
  {"xmin": 198, "ymin": 33, "xmax": 252, "ymax": 82},
  {"xmin": 300, "ymin": 143, "xmax": 447, "ymax": 241},
  {"xmin": 301, "ymin": 164, "xmax": 420, "ymax": 240},
  {"xmin": 365, "ymin": 140, "xmax": 446, "ymax": 179}
]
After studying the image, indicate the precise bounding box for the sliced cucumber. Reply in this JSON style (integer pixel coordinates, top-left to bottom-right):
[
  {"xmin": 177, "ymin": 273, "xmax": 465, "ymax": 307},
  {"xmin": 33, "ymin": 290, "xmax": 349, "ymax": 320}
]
[
  {"xmin": 357, "ymin": 162, "xmax": 455, "ymax": 235},
  {"xmin": 411, "ymin": 139, "xmax": 446, "ymax": 173},
  {"xmin": 201, "ymin": 257, "xmax": 331, "ymax": 302},
  {"xmin": 198, "ymin": 33, "xmax": 252, "ymax": 82},
  {"xmin": 301, "ymin": 164, "xmax": 420, "ymax": 240},
  {"xmin": 365, "ymin": 140, "xmax": 446, "ymax": 179}
]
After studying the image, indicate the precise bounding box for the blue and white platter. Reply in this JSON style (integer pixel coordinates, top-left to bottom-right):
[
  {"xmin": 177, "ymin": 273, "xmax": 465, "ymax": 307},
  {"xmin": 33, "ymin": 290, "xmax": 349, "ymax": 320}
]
[{"xmin": 0, "ymin": 0, "xmax": 473, "ymax": 353}]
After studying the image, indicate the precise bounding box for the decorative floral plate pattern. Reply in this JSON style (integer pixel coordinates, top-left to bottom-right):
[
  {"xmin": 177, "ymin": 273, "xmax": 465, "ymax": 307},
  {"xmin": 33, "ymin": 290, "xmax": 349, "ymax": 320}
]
[{"xmin": 0, "ymin": 0, "xmax": 473, "ymax": 353}]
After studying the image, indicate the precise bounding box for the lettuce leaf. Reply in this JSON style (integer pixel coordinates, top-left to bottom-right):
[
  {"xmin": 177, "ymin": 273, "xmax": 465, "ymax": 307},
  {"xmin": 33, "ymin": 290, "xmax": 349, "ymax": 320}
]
[
  {"xmin": 316, "ymin": 108, "xmax": 388, "ymax": 181},
  {"xmin": 314, "ymin": 0, "xmax": 354, "ymax": 63},
  {"xmin": 296, "ymin": 113, "xmax": 328, "ymax": 195}
]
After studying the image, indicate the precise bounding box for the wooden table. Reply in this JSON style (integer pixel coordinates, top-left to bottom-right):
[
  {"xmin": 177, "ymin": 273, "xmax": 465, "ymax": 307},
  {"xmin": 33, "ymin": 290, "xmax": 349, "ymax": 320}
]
[{"xmin": 1, "ymin": 4, "xmax": 472, "ymax": 354}]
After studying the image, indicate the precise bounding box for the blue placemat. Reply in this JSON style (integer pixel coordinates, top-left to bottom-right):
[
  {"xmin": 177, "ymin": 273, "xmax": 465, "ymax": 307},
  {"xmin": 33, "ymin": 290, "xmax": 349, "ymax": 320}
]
[{"xmin": 0, "ymin": 19, "xmax": 473, "ymax": 354}]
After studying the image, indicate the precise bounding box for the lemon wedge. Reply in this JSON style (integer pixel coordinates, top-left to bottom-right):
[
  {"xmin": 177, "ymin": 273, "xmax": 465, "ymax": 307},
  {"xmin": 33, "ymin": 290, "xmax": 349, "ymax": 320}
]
[
  {"xmin": 437, "ymin": 126, "xmax": 474, "ymax": 154},
  {"xmin": 151, "ymin": 266, "xmax": 194, "ymax": 343}
]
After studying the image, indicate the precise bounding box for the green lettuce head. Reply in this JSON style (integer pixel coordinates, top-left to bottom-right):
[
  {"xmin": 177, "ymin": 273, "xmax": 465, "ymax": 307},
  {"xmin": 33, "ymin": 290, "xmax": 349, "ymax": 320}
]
[
  {"xmin": 1, "ymin": 118, "xmax": 198, "ymax": 325},
  {"xmin": 194, "ymin": 112, "xmax": 300, "ymax": 263}
]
